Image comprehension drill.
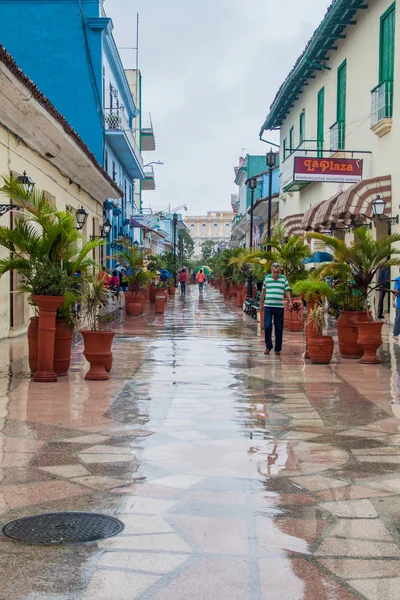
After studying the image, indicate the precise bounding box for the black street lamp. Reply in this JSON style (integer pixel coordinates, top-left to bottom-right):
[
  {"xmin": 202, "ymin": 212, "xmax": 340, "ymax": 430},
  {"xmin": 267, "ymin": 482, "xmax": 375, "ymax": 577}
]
[
  {"xmin": 133, "ymin": 240, "xmax": 139, "ymax": 249},
  {"xmin": 372, "ymin": 195, "xmax": 399, "ymax": 225},
  {"xmin": 75, "ymin": 206, "xmax": 89, "ymax": 230},
  {"xmin": 16, "ymin": 170, "xmax": 35, "ymax": 195},
  {"xmin": 0, "ymin": 170, "xmax": 36, "ymax": 216},
  {"xmin": 245, "ymin": 176, "xmax": 258, "ymax": 298},
  {"xmin": 90, "ymin": 218, "xmax": 112, "ymax": 240},
  {"xmin": 266, "ymin": 148, "xmax": 277, "ymax": 251},
  {"xmin": 173, "ymin": 213, "xmax": 178, "ymax": 287}
]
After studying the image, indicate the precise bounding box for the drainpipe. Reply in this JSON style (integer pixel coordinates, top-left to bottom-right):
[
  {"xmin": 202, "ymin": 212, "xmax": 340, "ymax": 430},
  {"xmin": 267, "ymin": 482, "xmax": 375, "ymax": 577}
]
[{"xmin": 259, "ymin": 132, "xmax": 280, "ymax": 148}]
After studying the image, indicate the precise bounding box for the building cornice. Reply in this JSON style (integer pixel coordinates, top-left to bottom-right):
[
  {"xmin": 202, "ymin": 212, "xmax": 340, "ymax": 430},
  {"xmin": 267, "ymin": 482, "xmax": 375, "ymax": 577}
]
[{"xmin": 260, "ymin": 0, "xmax": 368, "ymax": 133}]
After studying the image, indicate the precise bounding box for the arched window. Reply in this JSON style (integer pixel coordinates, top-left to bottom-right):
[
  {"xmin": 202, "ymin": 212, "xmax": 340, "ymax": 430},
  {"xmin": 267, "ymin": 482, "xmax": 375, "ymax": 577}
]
[
  {"xmin": 225, "ymin": 223, "xmax": 230, "ymax": 230},
  {"xmin": 213, "ymin": 223, "xmax": 218, "ymax": 231},
  {"xmin": 202, "ymin": 224, "xmax": 206, "ymax": 232},
  {"xmin": 190, "ymin": 223, "xmax": 195, "ymax": 229}
]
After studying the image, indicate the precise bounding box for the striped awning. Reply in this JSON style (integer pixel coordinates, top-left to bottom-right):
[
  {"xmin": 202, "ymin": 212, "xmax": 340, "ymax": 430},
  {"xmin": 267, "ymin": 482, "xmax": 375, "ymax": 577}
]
[
  {"xmin": 281, "ymin": 213, "xmax": 304, "ymax": 237},
  {"xmin": 313, "ymin": 192, "xmax": 342, "ymax": 230},
  {"xmin": 334, "ymin": 175, "xmax": 392, "ymax": 221},
  {"xmin": 301, "ymin": 200, "xmax": 326, "ymax": 231}
]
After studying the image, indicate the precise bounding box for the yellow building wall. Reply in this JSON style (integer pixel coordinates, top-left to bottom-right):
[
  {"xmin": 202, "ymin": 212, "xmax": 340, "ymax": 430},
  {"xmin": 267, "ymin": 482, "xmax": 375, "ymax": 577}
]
[{"xmin": 0, "ymin": 124, "xmax": 104, "ymax": 338}]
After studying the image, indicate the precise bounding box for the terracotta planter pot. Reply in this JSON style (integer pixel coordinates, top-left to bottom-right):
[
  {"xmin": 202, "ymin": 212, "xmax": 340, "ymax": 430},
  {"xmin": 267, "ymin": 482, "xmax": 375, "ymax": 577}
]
[
  {"xmin": 230, "ymin": 286, "xmax": 237, "ymax": 300},
  {"xmin": 337, "ymin": 311, "xmax": 369, "ymax": 359},
  {"xmin": 242, "ymin": 288, "xmax": 247, "ymax": 304},
  {"xmin": 168, "ymin": 285, "xmax": 176, "ymax": 296},
  {"xmin": 236, "ymin": 287, "xmax": 244, "ymax": 307},
  {"xmin": 145, "ymin": 285, "xmax": 151, "ymax": 303},
  {"xmin": 308, "ymin": 336, "xmax": 334, "ymax": 364},
  {"xmin": 126, "ymin": 291, "xmax": 144, "ymax": 315},
  {"xmin": 286, "ymin": 298, "xmax": 304, "ymax": 332},
  {"xmin": 28, "ymin": 317, "xmax": 39, "ymax": 374},
  {"xmin": 28, "ymin": 317, "xmax": 72, "ymax": 376},
  {"xmin": 32, "ymin": 295, "xmax": 65, "ymax": 383},
  {"xmin": 149, "ymin": 283, "xmax": 156, "ymax": 303},
  {"xmin": 81, "ymin": 330, "xmax": 115, "ymax": 380},
  {"xmin": 355, "ymin": 320, "xmax": 383, "ymax": 364},
  {"xmin": 155, "ymin": 290, "xmax": 166, "ymax": 314},
  {"xmin": 54, "ymin": 319, "xmax": 73, "ymax": 376},
  {"xmin": 223, "ymin": 286, "xmax": 230, "ymax": 299}
]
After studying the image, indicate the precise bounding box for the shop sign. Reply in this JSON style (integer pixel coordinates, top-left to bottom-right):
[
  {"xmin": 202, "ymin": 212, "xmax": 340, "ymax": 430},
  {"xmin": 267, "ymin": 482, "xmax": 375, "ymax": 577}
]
[{"xmin": 294, "ymin": 157, "xmax": 363, "ymax": 184}]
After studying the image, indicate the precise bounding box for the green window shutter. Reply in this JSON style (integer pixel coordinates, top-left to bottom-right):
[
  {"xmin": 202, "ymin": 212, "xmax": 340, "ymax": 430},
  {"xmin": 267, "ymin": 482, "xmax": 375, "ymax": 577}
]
[
  {"xmin": 337, "ymin": 61, "xmax": 347, "ymax": 150},
  {"xmin": 299, "ymin": 112, "xmax": 305, "ymax": 144},
  {"xmin": 380, "ymin": 3, "xmax": 396, "ymax": 82},
  {"xmin": 289, "ymin": 126, "xmax": 294, "ymax": 153},
  {"xmin": 283, "ymin": 138, "xmax": 287, "ymax": 160},
  {"xmin": 317, "ymin": 87, "xmax": 325, "ymax": 158}
]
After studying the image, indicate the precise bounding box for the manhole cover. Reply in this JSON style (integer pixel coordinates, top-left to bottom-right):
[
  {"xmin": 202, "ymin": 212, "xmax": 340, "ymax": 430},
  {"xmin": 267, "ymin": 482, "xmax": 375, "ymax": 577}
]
[{"xmin": 2, "ymin": 512, "xmax": 124, "ymax": 545}]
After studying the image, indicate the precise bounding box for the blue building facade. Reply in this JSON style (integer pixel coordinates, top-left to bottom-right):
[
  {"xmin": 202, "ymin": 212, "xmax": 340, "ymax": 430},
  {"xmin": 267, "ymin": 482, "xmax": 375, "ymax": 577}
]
[{"xmin": 0, "ymin": 0, "xmax": 145, "ymax": 261}]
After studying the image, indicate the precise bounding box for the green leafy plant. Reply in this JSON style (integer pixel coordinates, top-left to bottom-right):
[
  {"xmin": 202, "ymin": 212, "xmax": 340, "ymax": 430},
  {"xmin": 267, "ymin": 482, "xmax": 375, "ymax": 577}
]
[
  {"xmin": 112, "ymin": 246, "xmax": 156, "ymax": 291},
  {"xmin": 292, "ymin": 279, "xmax": 333, "ymax": 302},
  {"xmin": 80, "ymin": 277, "xmax": 110, "ymax": 331},
  {"xmin": 306, "ymin": 302, "xmax": 327, "ymax": 337},
  {"xmin": 21, "ymin": 258, "xmax": 69, "ymax": 297},
  {"xmin": 308, "ymin": 227, "xmax": 400, "ymax": 318}
]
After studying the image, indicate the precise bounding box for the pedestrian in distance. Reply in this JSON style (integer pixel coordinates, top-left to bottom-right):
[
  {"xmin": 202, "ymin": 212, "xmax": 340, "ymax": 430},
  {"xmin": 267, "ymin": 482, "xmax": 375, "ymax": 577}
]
[
  {"xmin": 179, "ymin": 268, "xmax": 187, "ymax": 296},
  {"xmin": 196, "ymin": 269, "xmax": 206, "ymax": 295},
  {"xmin": 119, "ymin": 268, "xmax": 129, "ymax": 310},
  {"xmin": 110, "ymin": 270, "xmax": 120, "ymax": 307},
  {"xmin": 392, "ymin": 269, "xmax": 400, "ymax": 341},
  {"xmin": 260, "ymin": 262, "xmax": 292, "ymax": 356},
  {"xmin": 378, "ymin": 266, "xmax": 390, "ymax": 319}
]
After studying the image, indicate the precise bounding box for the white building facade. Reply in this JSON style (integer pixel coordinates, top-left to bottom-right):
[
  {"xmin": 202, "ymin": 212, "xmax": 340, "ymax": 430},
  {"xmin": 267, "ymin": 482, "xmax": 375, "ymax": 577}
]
[
  {"xmin": 185, "ymin": 212, "xmax": 235, "ymax": 257},
  {"xmin": 260, "ymin": 0, "xmax": 399, "ymax": 317}
]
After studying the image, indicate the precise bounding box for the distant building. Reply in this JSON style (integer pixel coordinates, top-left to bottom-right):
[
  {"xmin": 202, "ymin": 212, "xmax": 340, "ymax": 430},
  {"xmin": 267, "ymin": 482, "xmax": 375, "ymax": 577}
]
[{"xmin": 184, "ymin": 211, "xmax": 235, "ymax": 257}]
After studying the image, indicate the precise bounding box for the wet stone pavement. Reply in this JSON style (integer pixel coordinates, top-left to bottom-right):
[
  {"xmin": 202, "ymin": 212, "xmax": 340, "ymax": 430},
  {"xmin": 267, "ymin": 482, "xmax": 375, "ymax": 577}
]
[{"xmin": 1, "ymin": 286, "xmax": 400, "ymax": 599}]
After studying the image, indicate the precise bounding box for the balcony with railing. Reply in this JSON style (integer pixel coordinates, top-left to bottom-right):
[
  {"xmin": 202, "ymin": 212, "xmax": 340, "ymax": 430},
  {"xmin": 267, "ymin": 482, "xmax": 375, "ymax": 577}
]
[
  {"xmin": 142, "ymin": 165, "xmax": 155, "ymax": 191},
  {"xmin": 371, "ymin": 81, "xmax": 393, "ymax": 137},
  {"xmin": 141, "ymin": 114, "xmax": 156, "ymax": 151},
  {"xmin": 329, "ymin": 121, "xmax": 345, "ymax": 152},
  {"xmin": 104, "ymin": 107, "xmax": 144, "ymax": 179}
]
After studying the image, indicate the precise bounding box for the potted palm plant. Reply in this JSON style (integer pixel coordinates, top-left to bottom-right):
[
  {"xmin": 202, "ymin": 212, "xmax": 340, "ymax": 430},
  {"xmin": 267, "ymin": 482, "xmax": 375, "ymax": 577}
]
[
  {"xmin": 292, "ymin": 279, "xmax": 333, "ymax": 359},
  {"xmin": 0, "ymin": 177, "xmax": 102, "ymax": 379},
  {"xmin": 306, "ymin": 302, "xmax": 334, "ymax": 364},
  {"xmin": 308, "ymin": 227, "xmax": 400, "ymax": 364},
  {"xmin": 155, "ymin": 280, "xmax": 168, "ymax": 313},
  {"xmin": 80, "ymin": 277, "xmax": 115, "ymax": 380},
  {"xmin": 112, "ymin": 246, "xmax": 155, "ymax": 315}
]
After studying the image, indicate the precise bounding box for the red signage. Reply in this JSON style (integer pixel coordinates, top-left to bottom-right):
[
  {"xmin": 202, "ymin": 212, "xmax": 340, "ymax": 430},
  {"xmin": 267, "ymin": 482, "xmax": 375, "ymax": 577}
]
[{"xmin": 294, "ymin": 157, "xmax": 363, "ymax": 184}]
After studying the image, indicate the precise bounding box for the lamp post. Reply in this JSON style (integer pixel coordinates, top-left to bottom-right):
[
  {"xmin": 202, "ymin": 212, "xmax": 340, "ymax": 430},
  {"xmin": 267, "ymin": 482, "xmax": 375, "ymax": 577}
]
[
  {"xmin": 372, "ymin": 195, "xmax": 399, "ymax": 225},
  {"xmin": 245, "ymin": 176, "xmax": 258, "ymax": 298},
  {"xmin": 173, "ymin": 213, "xmax": 178, "ymax": 287},
  {"xmin": 75, "ymin": 206, "xmax": 89, "ymax": 231},
  {"xmin": 266, "ymin": 148, "xmax": 277, "ymax": 251}
]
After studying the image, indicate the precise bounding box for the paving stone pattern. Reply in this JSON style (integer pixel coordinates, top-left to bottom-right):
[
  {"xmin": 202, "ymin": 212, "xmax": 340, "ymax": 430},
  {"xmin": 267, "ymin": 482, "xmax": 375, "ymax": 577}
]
[{"xmin": 0, "ymin": 286, "xmax": 400, "ymax": 599}]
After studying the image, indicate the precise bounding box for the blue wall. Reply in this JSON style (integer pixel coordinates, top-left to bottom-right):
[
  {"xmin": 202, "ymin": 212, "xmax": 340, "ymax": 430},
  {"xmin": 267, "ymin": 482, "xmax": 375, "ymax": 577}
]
[
  {"xmin": 0, "ymin": 0, "xmax": 104, "ymax": 161},
  {"xmin": 261, "ymin": 169, "xmax": 280, "ymax": 198}
]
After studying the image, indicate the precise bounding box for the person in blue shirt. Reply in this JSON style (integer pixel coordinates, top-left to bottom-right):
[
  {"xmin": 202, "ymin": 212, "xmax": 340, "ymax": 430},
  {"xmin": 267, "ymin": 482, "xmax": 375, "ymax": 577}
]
[{"xmin": 392, "ymin": 272, "xmax": 400, "ymax": 340}]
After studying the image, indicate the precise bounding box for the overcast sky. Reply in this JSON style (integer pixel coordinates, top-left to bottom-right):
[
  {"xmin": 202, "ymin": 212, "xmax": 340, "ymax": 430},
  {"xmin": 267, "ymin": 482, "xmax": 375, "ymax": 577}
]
[{"xmin": 107, "ymin": 0, "xmax": 331, "ymax": 216}]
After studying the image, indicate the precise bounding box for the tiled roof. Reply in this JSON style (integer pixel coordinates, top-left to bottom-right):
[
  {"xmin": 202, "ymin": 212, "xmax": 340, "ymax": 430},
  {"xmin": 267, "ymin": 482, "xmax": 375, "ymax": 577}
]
[{"xmin": 0, "ymin": 44, "xmax": 122, "ymax": 196}]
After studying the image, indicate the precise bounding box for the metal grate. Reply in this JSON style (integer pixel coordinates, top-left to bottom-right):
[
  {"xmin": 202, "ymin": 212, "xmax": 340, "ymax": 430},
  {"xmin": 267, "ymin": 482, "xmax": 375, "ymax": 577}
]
[{"xmin": 2, "ymin": 512, "xmax": 124, "ymax": 545}]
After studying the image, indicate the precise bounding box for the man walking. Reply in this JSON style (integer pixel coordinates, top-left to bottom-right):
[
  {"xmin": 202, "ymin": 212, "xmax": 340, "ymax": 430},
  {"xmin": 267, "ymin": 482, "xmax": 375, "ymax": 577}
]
[{"xmin": 260, "ymin": 263, "xmax": 292, "ymax": 355}]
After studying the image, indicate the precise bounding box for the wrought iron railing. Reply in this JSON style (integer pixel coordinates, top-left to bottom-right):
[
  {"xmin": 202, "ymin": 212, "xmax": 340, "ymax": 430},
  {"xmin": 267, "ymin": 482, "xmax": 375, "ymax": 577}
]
[
  {"xmin": 104, "ymin": 107, "xmax": 143, "ymax": 169},
  {"xmin": 329, "ymin": 121, "xmax": 345, "ymax": 150},
  {"xmin": 371, "ymin": 81, "xmax": 393, "ymax": 126}
]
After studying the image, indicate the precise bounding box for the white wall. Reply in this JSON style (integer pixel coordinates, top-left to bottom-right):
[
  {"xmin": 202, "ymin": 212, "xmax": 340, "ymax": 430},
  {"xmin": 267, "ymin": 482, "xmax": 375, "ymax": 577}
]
[{"xmin": 279, "ymin": 0, "xmax": 398, "ymax": 223}]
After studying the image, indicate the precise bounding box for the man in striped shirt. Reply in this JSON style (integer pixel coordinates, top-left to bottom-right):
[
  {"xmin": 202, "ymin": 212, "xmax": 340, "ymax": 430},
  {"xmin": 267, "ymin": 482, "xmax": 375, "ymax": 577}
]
[{"xmin": 260, "ymin": 263, "xmax": 292, "ymax": 355}]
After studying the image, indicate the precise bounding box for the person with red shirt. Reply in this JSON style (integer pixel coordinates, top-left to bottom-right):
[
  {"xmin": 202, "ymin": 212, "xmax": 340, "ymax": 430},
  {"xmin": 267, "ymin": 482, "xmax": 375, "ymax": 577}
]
[
  {"xmin": 196, "ymin": 269, "xmax": 206, "ymax": 294},
  {"xmin": 179, "ymin": 268, "xmax": 187, "ymax": 295}
]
